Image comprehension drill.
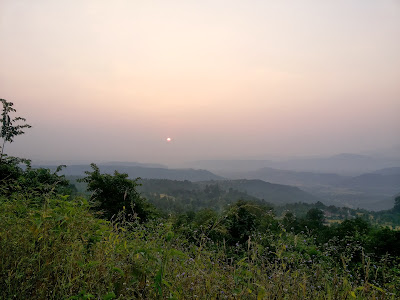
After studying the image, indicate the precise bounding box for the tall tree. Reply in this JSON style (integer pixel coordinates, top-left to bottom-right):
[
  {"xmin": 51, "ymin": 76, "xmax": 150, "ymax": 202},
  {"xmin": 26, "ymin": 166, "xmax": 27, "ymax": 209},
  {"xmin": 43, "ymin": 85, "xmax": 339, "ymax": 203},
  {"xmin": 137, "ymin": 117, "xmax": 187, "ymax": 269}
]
[
  {"xmin": 79, "ymin": 163, "xmax": 156, "ymax": 221},
  {"xmin": 0, "ymin": 99, "xmax": 31, "ymax": 159}
]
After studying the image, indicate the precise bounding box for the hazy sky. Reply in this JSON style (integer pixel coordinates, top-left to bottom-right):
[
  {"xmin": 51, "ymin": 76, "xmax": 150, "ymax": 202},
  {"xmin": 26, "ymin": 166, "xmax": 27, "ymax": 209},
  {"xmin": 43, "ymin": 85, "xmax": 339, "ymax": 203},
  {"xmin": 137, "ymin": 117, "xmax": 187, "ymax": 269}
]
[{"xmin": 1, "ymin": 0, "xmax": 399, "ymax": 164}]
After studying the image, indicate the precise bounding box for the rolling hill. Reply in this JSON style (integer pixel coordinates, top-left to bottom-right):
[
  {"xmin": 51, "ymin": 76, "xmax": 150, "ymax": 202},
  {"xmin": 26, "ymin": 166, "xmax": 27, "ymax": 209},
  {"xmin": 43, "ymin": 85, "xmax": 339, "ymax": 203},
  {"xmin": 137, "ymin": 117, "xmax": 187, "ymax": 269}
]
[
  {"xmin": 35, "ymin": 164, "xmax": 224, "ymax": 182},
  {"xmin": 139, "ymin": 178, "xmax": 320, "ymax": 207}
]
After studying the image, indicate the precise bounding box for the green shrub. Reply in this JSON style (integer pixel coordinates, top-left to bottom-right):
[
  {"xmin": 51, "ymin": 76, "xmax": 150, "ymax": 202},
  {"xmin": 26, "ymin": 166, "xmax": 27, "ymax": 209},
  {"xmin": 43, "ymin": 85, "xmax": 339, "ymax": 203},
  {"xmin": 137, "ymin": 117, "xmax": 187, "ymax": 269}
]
[{"xmin": 78, "ymin": 163, "xmax": 156, "ymax": 222}]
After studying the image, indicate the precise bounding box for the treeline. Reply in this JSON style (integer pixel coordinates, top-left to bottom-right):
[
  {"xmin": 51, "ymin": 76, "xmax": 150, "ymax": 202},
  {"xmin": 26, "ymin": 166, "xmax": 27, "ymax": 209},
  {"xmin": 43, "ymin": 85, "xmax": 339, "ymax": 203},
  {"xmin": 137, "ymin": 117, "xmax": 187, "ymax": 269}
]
[
  {"xmin": 1, "ymin": 157, "xmax": 400, "ymax": 299},
  {"xmin": 139, "ymin": 179, "xmax": 264, "ymax": 213},
  {"xmin": 69, "ymin": 175, "xmax": 400, "ymax": 227}
]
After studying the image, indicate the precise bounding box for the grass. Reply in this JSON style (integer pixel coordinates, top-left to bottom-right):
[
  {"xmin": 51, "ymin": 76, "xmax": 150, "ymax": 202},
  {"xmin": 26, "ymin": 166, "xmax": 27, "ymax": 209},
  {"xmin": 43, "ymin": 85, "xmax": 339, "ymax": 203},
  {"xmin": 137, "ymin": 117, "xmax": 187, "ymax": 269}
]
[{"xmin": 1, "ymin": 195, "xmax": 399, "ymax": 299}]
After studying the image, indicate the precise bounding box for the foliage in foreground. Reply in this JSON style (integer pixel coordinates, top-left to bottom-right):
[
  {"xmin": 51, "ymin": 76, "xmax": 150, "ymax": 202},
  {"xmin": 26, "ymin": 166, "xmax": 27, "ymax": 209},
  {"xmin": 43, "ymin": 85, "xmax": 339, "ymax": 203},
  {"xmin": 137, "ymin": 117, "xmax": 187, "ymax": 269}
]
[
  {"xmin": 1, "ymin": 159, "xmax": 399, "ymax": 299},
  {"xmin": 1, "ymin": 98, "xmax": 31, "ymax": 158},
  {"xmin": 1, "ymin": 194, "xmax": 399, "ymax": 299},
  {"xmin": 78, "ymin": 163, "xmax": 157, "ymax": 222}
]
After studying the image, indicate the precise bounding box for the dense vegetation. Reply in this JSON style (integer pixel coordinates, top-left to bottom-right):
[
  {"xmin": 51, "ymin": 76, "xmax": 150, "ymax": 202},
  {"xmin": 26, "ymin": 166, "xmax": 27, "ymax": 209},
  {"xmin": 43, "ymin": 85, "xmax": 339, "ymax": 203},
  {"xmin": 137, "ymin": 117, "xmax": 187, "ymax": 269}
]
[
  {"xmin": 1, "ymin": 158, "xmax": 400, "ymax": 299},
  {"xmin": 1, "ymin": 99, "xmax": 400, "ymax": 299}
]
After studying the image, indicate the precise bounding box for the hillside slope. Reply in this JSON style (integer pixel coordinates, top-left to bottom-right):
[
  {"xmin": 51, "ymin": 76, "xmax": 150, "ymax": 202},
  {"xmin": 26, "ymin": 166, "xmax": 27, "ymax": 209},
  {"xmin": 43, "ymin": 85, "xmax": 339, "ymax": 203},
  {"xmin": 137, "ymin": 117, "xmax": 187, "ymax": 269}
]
[{"xmin": 36, "ymin": 164, "xmax": 224, "ymax": 182}]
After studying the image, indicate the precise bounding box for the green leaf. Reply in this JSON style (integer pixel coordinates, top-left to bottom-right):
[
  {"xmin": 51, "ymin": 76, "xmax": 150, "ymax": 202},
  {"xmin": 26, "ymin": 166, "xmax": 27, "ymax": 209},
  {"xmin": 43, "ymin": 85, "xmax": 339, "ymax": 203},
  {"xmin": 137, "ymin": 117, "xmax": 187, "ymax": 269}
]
[
  {"xmin": 102, "ymin": 292, "xmax": 116, "ymax": 300},
  {"xmin": 112, "ymin": 267, "xmax": 125, "ymax": 276}
]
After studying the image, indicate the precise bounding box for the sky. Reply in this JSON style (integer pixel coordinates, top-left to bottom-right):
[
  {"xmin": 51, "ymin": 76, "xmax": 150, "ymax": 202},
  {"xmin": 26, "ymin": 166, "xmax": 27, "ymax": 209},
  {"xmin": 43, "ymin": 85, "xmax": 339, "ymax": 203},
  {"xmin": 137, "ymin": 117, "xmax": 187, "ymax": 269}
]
[{"xmin": 1, "ymin": 0, "xmax": 399, "ymax": 164}]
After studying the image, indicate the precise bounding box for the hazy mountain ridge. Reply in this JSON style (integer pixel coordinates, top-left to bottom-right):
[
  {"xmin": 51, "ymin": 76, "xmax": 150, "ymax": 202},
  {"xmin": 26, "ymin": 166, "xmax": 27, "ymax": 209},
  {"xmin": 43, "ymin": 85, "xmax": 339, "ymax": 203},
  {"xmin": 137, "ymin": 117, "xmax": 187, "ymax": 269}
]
[
  {"xmin": 35, "ymin": 164, "xmax": 223, "ymax": 182},
  {"xmin": 371, "ymin": 167, "xmax": 400, "ymax": 176},
  {"xmin": 221, "ymin": 167, "xmax": 348, "ymax": 187},
  {"xmin": 368, "ymin": 193, "xmax": 399, "ymax": 212},
  {"xmin": 215, "ymin": 165, "xmax": 399, "ymax": 211},
  {"xmin": 184, "ymin": 160, "xmax": 273, "ymax": 172},
  {"xmin": 101, "ymin": 161, "xmax": 168, "ymax": 168},
  {"xmin": 336, "ymin": 173, "xmax": 400, "ymax": 195},
  {"xmin": 187, "ymin": 153, "xmax": 400, "ymax": 175},
  {"xmin": 201, "ymin": 179, "xmax": 321, "ymax": 205},
  {"xmin": 35, "ymin": 156, "xmax": 400, "ymax": 210}
]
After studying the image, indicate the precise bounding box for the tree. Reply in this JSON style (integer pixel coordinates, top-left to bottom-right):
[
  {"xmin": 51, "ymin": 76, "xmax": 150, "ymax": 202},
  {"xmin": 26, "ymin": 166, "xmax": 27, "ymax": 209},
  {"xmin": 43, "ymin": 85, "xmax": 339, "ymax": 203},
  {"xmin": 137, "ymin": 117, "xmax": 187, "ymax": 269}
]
[
  {"xmin": 0, "ymin": 100, "xmax": 71, "ymax": 199},
  {"xmin": 0, "ymin": 99, "xmax": 31, "ymax": 159},
  {"xmin": 335, "ymin": 217, "xmax": 371, "ymax": 239},
  {"xmin": 303, "ymin": 208, "xmax": 325, "ymax": 230},
  {"xmin": 225, "ymin": 200, "xmax": 273, "ymax": 244},
  {"xmin": 79, "ymin": 163, "xmax": 156, "ymax": 221},
  {"xmin": 0, "ymin": 156, "xmax": 74, "ymax": 202},
  {"xmin": 282, "ymin": 211, "xmax": 298, "ymax": 231}
]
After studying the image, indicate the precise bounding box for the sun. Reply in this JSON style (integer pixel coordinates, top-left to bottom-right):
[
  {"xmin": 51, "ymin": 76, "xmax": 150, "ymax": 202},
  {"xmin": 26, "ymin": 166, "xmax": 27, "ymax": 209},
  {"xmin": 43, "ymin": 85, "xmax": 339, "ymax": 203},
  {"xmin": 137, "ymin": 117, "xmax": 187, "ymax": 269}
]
[{"xmin": 166, "ymin": 137, "xmax": 172, "ymax": 142}]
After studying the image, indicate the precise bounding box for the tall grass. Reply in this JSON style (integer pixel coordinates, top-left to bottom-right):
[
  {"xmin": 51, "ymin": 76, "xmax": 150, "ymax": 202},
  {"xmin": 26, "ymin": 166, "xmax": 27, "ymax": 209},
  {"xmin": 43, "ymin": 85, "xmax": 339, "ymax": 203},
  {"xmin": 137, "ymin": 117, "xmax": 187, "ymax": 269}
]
[{"xmin": 1, "ymin": 195, "xmax": 398, "ymax": 299}]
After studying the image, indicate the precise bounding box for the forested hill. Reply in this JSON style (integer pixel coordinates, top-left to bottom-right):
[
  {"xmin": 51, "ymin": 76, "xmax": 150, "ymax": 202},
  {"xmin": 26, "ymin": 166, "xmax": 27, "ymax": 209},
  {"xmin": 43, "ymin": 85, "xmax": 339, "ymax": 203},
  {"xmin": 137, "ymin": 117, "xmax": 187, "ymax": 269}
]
[
  {"xmin": 203, "ymin": 179, "xmax": 321, "ymax": 204},
  {"xmin": 138, "ymin": 178, "xmax": 320, "ymax": 213},
  {"xmin": 35, "ymin": 164, "xmax": 223, "ymax": 182},
  {"xmin": 138, "ymin": 179, "xmax": 263, "ymax": 213},
  {"xmin": 218, "ymin": 166, "xmax": 400, "ymax": 210}
]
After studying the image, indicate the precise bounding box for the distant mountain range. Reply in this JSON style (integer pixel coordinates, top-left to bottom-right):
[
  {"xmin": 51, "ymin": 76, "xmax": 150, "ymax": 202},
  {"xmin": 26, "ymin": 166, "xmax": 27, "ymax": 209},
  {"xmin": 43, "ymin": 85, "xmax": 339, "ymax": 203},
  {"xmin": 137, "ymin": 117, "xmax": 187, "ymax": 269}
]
[
  {"xmin": 34, "ymin": 156, "xmax": 400, "ymax": 211},
  {"xmin": 337, "ymin": 172, "xmax": 400, "ymax": 196},
  {"xmin": 216, "ymin": 166, "xmax": 400, "ymax": 211},
  {"xmin": 184, "ymin": 160, "xmax": 274, "ymax": 172},
  {"xmin": 372, "ymin": 167, "xmax": 400, "ymax": 176},
  {"xmin": 200, "ymin": 179, "xmax": 321, "ymax": 205},
  {"xmin": 186, "ymin": 153, "xmax": 400, "ymax": 175},
  {"xmin": 274, "ymin": 154, "xmax": 400, "ymax": 175},
  {"xmin": 221, "ymin": 167, "xmax": 346, "ymax": 187},
  {"xmin": 35, "ymin": 164, "xmax": 223, "ymax": 182},
  {"xmin": 35, "ymin": 161, "xmax": 168, "ymax": 169},
  {"xmin": 101, "ymin": 161, "xmax": 168, "ymax": 168}
]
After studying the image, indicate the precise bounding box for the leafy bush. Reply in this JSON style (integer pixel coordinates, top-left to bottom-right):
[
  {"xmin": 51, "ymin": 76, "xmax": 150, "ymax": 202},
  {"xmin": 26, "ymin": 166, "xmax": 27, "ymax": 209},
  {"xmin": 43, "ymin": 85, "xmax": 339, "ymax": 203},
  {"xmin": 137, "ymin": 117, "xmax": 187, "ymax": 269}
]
[
  {"xmin": 0, "ymin": 156, "xmax": 73, "ymax": 203},
  {"xmin": 79, "ymin": 163, "xmax": 156, "ymax": 221}
]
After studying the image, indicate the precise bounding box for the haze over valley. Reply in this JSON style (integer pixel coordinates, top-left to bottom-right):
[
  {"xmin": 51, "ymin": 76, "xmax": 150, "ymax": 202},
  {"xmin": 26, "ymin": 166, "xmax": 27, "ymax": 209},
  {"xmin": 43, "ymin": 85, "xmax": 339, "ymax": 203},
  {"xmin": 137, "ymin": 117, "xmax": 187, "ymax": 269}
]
[{"xmin": 39, "ymin": 151, "xmax": 400, "ymax": 211}]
